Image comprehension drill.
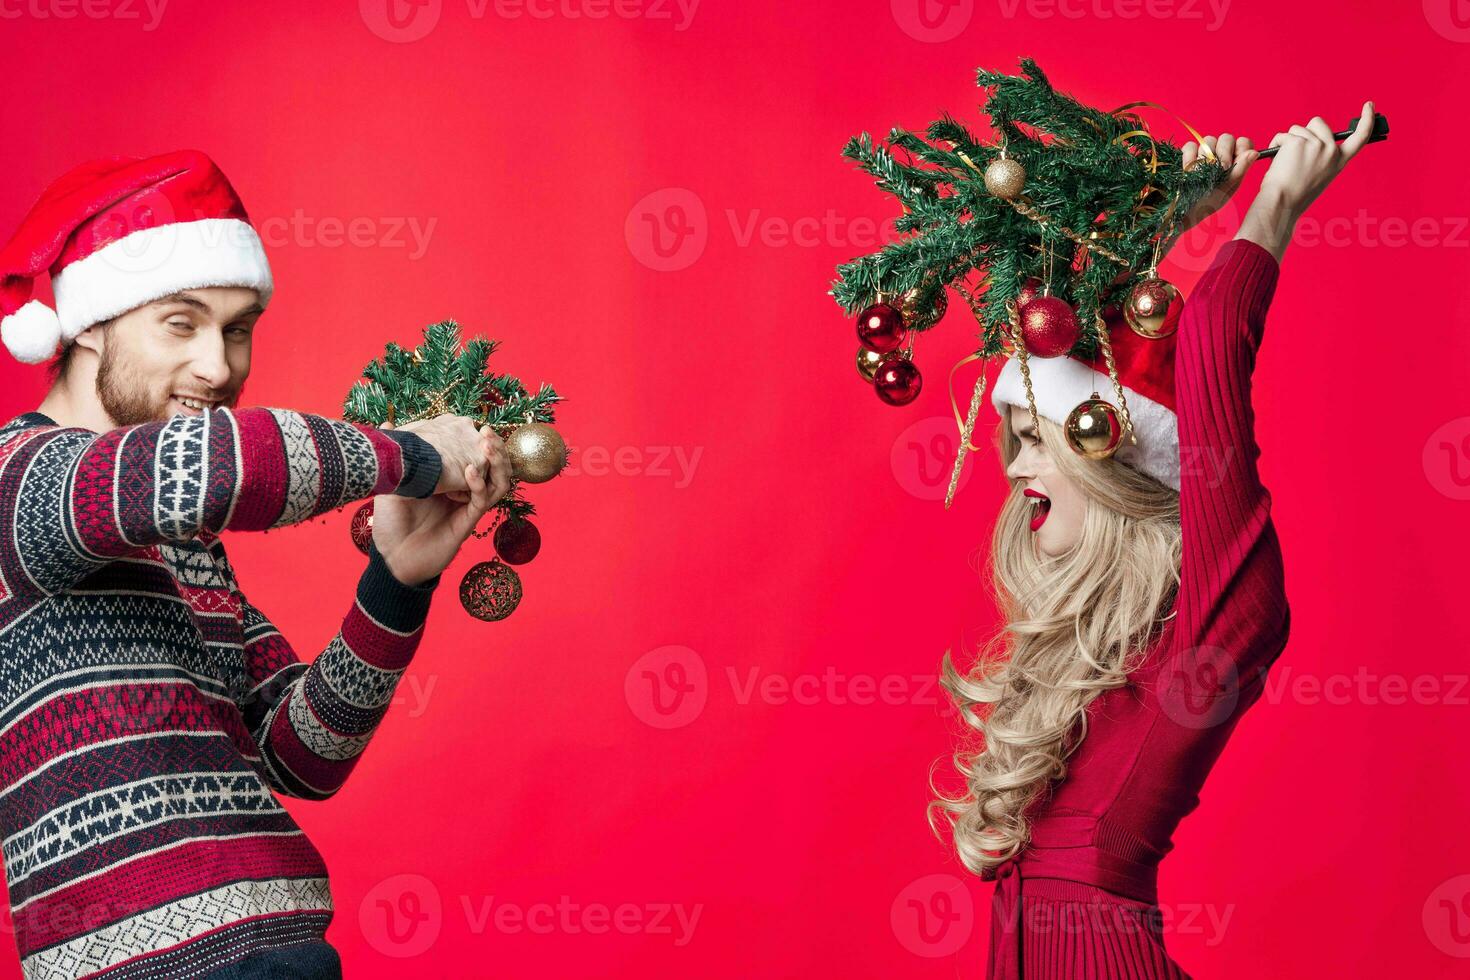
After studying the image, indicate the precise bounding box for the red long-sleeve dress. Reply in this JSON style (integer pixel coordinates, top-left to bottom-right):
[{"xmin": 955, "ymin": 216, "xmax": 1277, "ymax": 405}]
[{"xmin": 984, "ymin": 239, "xmax": 1293, "ymax": 979}]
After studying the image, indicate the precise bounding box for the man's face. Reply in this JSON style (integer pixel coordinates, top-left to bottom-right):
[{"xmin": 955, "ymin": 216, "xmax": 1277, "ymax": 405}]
[{"xmin": 88, "ymin": 287, "xmax": 262, "ymax": 426}]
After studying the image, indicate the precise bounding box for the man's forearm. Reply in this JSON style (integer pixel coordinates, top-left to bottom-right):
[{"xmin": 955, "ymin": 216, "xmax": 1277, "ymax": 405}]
[
  {"xmin": 0, "ymin": 407, "xmax": 441, "ymax": 596},
  {"xmin": 242, "ymin": 539, "xmax": 438, "ymax": 800}
]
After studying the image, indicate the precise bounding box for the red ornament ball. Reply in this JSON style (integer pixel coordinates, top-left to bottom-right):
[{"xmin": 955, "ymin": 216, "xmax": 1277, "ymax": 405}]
[
  {"xmin": 855, "ymin": 303, "xmax": 907, "ymax": 353},
  {"xmin": 1019, "ymin": 296, "xmax": 1080, "ymax": 357},
  {"xmin": 873, "ymin": 355, "xmax": 923, "ymax": 406},
  {"xmin": 350, "ymin": 501, "xmax": 374, "ymax": 555},
  {"xmin": 493, "ymin": 518, "xmax": 542, "ymax": 565}
]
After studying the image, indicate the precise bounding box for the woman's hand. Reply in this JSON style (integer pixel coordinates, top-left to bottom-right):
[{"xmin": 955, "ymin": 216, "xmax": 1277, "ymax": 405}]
[
  {"xmin": 1237, "ymin": 101, "xmax": 1377, "ymax": 262},
  {"xmin": 370, "ymin": 419, "xmax": 511, "ymax": 587},
  {"xmin": 1178, "ymin": 133, "xmax": 1260, "ymax": 233}
]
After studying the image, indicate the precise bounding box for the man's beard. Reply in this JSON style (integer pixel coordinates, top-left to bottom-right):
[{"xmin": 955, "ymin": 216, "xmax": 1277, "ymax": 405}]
[{"xmin": 94, "ymin": 334, "xmax": 238, "ymax": 426}]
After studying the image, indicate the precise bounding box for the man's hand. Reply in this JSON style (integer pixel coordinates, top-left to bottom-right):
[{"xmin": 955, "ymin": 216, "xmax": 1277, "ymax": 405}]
[
  {"xmin": 1178, "ymin": 133, "xmax": 1260, "ymax": 234},
  {"xmin": 371, "ymin": 418, "xmax": 511, "ymax": 587},
  {"xmin": 1238, "ymin": 101, "xmax": 1376, "ymax": 262},
  {"xmin": 394, "ymin": 413, "xmax": 510, "ymax": 497}
]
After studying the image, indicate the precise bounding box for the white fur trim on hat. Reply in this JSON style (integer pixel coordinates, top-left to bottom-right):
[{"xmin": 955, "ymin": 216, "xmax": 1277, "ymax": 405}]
[
  {"xmin": 991, "ymin": 353, "xmax": 1179, "ymax": 491},
  {"xmin": 50, "ymin": 218, "xmax": 274, "ymax": 340},
  {"xmin": 1, "ymin": 300, "xmax": 65, "ymax": 364}
]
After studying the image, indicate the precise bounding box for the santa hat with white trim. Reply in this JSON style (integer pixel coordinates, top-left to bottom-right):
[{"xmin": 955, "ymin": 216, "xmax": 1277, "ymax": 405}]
[
  {"xmin": 990, "ymin": 307, "xmax": 1180, "ymax": 491},
  {"xmin": 0, "ymin": 150, "xmax": 273, "ymax": 364}
]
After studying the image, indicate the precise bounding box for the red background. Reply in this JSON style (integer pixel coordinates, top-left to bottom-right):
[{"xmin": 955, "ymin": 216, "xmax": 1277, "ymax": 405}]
[{"xmin": 2, "ymin": 1, "xmax": 1469, "ymax": 976}]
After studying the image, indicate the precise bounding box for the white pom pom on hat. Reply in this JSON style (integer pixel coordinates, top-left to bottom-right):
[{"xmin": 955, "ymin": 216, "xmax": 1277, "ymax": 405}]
[
  {"xmin": 0, "ymin": 301, "xmax": 64, "ymax": 365},
  {"xmin": 0, "ymin": 150, "xmax": 273, "ymax": 365}
]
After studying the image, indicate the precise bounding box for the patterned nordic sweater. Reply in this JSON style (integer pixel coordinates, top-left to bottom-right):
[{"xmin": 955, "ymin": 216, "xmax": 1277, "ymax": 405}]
[{"xmin": 0, "ymin": 406, "xmax": 443, "ymax": 979}]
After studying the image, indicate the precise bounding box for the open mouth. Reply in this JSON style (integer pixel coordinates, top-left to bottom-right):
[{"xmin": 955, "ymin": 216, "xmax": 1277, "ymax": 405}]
[
  {"xmin": 1024, "ymin": 488, "xmax": 1051, "ymax": 531},
  {"xmin": 170, "ymin": 395, "xmax": 223, "ymax": 416}
]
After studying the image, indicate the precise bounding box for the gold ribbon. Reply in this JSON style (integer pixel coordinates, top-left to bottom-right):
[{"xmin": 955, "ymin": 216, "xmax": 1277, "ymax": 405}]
[
  {"xmin": 1110, "ymin": 101, "xmax": 1216, "ymax": 163},
  {"xmin": 1109, "ymin": 101, "xmax": 1218, "ymax": 229}
]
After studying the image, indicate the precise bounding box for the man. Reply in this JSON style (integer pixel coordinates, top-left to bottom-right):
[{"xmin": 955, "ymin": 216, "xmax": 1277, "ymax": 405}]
[{"xmin": 0, "ymin": 151, "xmax": 510, "ymax": 978}]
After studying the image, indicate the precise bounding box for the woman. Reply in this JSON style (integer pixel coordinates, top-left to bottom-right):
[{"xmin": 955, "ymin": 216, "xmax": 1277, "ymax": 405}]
[{"xmin": 934, "ymin": 104, "xmax": 1378, "ymax": 978}]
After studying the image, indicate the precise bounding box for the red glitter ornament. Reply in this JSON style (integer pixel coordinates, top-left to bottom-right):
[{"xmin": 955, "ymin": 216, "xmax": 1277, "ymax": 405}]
[{"xmin": 1018, "ymin": 296, "xmax": 1080, "ymax": 357}]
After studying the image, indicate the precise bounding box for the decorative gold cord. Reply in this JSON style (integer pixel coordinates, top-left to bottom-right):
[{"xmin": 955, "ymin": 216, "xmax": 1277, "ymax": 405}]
[
  {"xmin": 1007, "ymin": 199, "xmax": 1131, "ymax": 267},
  {"xmin": 1006, "ymin": 301, "xmax": 1042, "ymax": 446},
  {"xmin": 1091, "ymin": 315, "xmax": 1138, "ymax": 446}
]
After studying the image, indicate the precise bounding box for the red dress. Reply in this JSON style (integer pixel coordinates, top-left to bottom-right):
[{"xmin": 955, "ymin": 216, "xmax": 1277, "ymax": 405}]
[{"xmin": 985, "ymin": 239, "xmax": 1292, "ymax": 979}]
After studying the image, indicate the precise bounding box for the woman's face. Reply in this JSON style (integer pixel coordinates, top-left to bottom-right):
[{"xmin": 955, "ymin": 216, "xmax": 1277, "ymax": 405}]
[{"xmin": 1005, "ymin": 405, "xmax": 1086, "ymax": 558}]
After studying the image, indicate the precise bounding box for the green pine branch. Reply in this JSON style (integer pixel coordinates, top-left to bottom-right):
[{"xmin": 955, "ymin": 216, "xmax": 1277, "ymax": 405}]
[
  {"xmin": 831, "ymin": 58, "xmax": 1226, "ymax": 358},
  {"xmin": 343, "ymin": 319, "xmax": 565, "ymax": 519}
]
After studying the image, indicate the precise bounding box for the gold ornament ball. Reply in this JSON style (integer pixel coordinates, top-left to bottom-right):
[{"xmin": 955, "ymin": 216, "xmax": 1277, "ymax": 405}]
[
  {"xmin": 899, "ymin": 286, "xmax": 949, "ymax": 330},
  {"xmin": 983, "ymin": 157, "xmax": 1026, "ymax": 201},
  {"xmin": 1064, "ymin": 397, "xmax": 1124, "ymax": 459},
  {"xmin": 1124, "ymin": 277, "xmax": 1184, "ymax": 339},
  {"xmin": 459, "ymin": 559, "xmax": 523, "ymax": 622},
  {"xmin": 505, "ymin": 423, "xmax": 567, "ymax": 484},
  {"xmin": 857, "ymin": 346, "xmax": 886, "ymax": 383}
]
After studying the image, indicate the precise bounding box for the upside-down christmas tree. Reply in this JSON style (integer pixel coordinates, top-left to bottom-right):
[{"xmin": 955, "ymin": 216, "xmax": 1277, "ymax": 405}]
[{"xmin": 832, "ymin": 59, "xmax": 1229, "ymax": 506}]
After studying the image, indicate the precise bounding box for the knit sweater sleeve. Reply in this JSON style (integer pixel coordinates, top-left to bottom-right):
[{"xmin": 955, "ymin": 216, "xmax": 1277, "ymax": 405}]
[
  {"xmin": 1171, "ymin": 238, "xmax": 1292, "ymax": 686},
  {"xmin": 234, "ymin": 538, "xmax": 439, "ymax": 800},
  {"xmin": 0, "ymin": 406, "xmax": 440, "ymax": 597}
]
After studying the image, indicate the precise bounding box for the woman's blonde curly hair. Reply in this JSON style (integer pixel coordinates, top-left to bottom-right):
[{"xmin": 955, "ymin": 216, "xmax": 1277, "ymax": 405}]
[{"xmin": 930, "ymin": 408, "xmax": 1181, "ymax": 877}]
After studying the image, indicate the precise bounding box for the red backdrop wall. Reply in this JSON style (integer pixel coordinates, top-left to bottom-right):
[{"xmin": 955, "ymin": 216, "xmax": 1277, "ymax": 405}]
[{"xmin": 2, "ymin": 2, "xmax": 1468, "ymax": 976}]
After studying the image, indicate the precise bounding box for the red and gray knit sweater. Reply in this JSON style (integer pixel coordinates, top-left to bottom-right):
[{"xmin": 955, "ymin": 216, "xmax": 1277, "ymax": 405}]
[{"xmin": 0, "ymin": 406, "xmax": 443, "ymax": 978}]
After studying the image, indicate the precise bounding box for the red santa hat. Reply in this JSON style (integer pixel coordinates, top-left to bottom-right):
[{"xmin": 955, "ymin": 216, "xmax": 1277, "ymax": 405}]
[
  {"xmin": 990, "ymin": 308, "xmax": 1180, "ymax": 491},
  {"xmin": 0, "ymin": 150, "xmax": 273, "ymax": 364}
]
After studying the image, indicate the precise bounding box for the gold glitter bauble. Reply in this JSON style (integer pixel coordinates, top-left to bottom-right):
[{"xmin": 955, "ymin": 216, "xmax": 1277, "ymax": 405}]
[
  {"xmin": 1123, "ymin": 277, "xmax": 1184, "ymax": 339},
  {"xmin": 857, "ymin": 346, "xmax": 886, "ymax": 383},
  {"xmin": 1064, "ymin": 397, "xmax": 1124, "ymax": 459},
  {"xmin": 983, "ymin": 157, "xmax": 1026, "ymax": 201},
  {"xmin": 505, "ymin": 423, "xmax": 567, "ymax": 484},
  {"xmin": 459, "ymin": 559, "xmax": 523, "ymax": 621},
  {"xmin": 898, "ymin": 286, "xmax": 949, "ymax": 330}
]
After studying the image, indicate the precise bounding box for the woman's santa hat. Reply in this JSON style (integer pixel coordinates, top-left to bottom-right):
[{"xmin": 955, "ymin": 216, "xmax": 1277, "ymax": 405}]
[
  {"xmin": 0, "ymin": 150, "xmax": 273, "ymax": 364},
  {"xmin": 990, "ymin": 308, "xmax": 1180, "ymax": 491}
]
